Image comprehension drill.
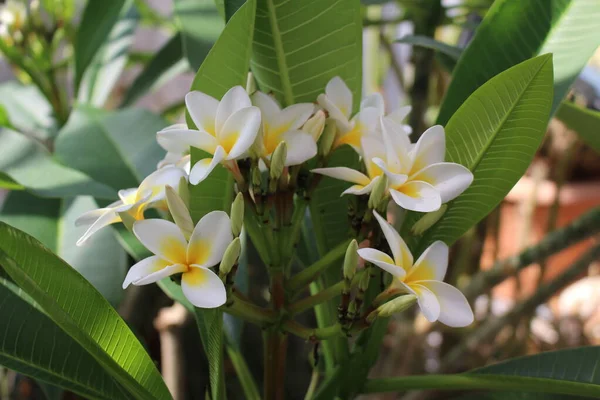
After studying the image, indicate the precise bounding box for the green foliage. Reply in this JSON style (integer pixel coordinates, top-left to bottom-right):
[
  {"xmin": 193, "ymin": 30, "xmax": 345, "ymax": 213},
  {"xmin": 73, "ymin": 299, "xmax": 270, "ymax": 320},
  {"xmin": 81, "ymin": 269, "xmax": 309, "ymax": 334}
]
[
  {"xmin": 0, "ymin": 171, "xmax": 23, "ymax": 190},
  {"xmin": 0, "ymin": 222, "xmax": 172, "ymax": 400},
  {"xmin": 0, "ymin": 83, "xmax": 56, "ymax": 140},
  {"xmin": 395, "ymin": 35, "xmax": 462, "ymax": 70},
  {"xmin": 556, "ymin": 101, "xmax": 600, "ymax": 153},
  {"xmin": 437, "ymin": 0, "xmax": 600, "ymax": 125}
]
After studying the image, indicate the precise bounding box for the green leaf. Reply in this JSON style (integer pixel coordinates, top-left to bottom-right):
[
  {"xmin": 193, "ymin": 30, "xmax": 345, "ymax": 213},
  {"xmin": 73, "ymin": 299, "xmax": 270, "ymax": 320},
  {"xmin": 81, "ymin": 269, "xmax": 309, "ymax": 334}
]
[
  {"xmin": 0, "ymin": 82, "xmax": 56, "ymax": 140},
  {"xmin": 54, "ymin": 107, "xmax": 166, "ymax": 190},
  {"xmin": 396, "ymin": 35, "xmax": 462, "ymax": 61},
  {"xmin": 0, "ymin": 276, "xmax": 132, "ymax": 399},
  {"xmin": 74, "ymin": 0, "xmax": 126, "ymax": 91},
  {"xmin": 437, "ymin": 0, "xmax": 600, "ymax": 125},
  {"xmin": 0, "ymin": 171, "xmax": 23, "ymax": 190},
  {"xmin": 411, "ymin": 55, "xmax": 553, "ymax": 250},
  {"xmin": 224, "ymin": 0, "xmax": 246, "ymax": 21},
  {"xmin": 555, "ymin": 101, "xmax": 600, "ymax": 153},
  {"xmin": 194, "ymin": 309, "xmax": 226, "ymax": 400},
  {"xmin": 175, "ymin": 0, "xmax": 224, "ymax": 71},
  {"xmin": 250, "ymin": 0, "xmax": 362, "ymax": 107},
  {"xmin": 0, "ymin": 128, "xmax": 115, "ymax": 199},
  {"xmin": 121, "ymin": 32, "xmax": 188, "ymax": 107},
  {"xmin": 0, "ymin": 191, "xmax": 128, "ymax": 306},
  {"xmin": 78, "ymin": 3, "xmax": 138, "ymax": 107},
  {"xmin": 0, "ymin": 222, "xmax": 172, "ymax": 400}
]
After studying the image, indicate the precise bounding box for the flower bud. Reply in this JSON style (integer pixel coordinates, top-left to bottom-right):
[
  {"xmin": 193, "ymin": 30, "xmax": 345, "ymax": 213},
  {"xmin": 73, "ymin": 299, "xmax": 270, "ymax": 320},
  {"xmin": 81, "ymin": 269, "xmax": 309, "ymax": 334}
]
[
  {"xmin": 367, "ymin": 175, "xmax": 388, "ymax": 209},
  {"xmin": 270, "ymin": 141, "xmax": 287, "ymax": 181},
  {"xmin": 358, "ymin": 270, "xmax": 370, "ymax": 292},
  {"xmin": 318, "ymin": 118, "xmax": 337, "ymax": 157},
  {"xmin": 165, "ymin": 185, "xmax": 194, "ymax": 239},
  {"xmin": 343, "ymin": 240, "xmax": 359, "ymax": 281},
  {"xmin": 302, "ymin": 110, "xmax": 326, "ymax": 142},
  {"xmin": 368, "ymin": 295, "xmax": 417, "ymax": 322},
  {"xmin": 246, "ymin": 72, "xmax": 257, "ymax": 95},
  {"xmin": 219, "ymin": 237, "xmax": 241, "ymax": 278},
  {"xmin": 230, "ymin": 192, "xmax": 244, "ymax": 237},
  {"xmin": 410, "ymin": 205, "xmax": 447, "ymax": 236},
  {"xmin": 177, "ymin": 176, "xmax": 190, "ymax": 209}
]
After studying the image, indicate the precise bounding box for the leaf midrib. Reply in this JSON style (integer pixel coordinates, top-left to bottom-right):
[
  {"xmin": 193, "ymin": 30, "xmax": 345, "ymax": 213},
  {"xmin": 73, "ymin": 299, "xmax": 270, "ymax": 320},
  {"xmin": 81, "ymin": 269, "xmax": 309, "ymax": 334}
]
[{"xmin": 265, "ymin": 0, "xmax": 294, "ymax": 105}]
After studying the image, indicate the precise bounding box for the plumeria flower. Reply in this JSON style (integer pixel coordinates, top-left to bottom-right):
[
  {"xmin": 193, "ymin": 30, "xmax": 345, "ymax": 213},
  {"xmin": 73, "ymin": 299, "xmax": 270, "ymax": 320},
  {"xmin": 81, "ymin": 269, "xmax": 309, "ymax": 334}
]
[
  {"xmin": 317, "ymin": 76, "xmax": 379, "ymax": 152},
  {"xmin": 75, "ymin": 166, "xmax": 187, "ymax": 246},
  {"xmin": 157, "ymin": 123, "xmax": 191, "ymax": 173},
  {"xmin": 373, "ymin": 118, "xmax": 473, "ymax": 212},
  {"xmin": 0, "ymin": 0, "xmax": 26, "ymax": 38},
  {"xmin": 251, "ymin": 91, "xmax": 317, "ymax": 166},
  {"xmin": 361, "ymin": 92, "xmax": 413, "ymax": 135},
  {"xmin": 122, "ymin": 211, "xmax": 232, "ymax": 308},
  {"xmin": 157, "ymin": 86, "xmax": 261, "ymax": 185},
  {"xmin": 358, "ymin": 211, "xmax": 473, "ymax": 327},
  {"xmin": 312, "ymin": 136, "xmax": 385, "ymax": 195}
]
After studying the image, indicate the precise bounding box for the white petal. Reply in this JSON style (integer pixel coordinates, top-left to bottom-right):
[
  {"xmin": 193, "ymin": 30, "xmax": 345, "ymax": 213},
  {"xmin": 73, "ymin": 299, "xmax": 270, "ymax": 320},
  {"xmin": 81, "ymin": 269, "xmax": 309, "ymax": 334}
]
[
  {"xmin": 311, "ymin": 167, "xmax": 370, "ymax": 186},
  {"xmin": 389, "ymin": 182, "xmax": 441, "ymax": 212},
  {"xmin": 407, "ymin": 240, "xmax": 448, "ymax": 282},
  {"xmin": 75, "ymin": 206, "xmax": 118, "ymax": 227},
  {"xmin": 352, "ymin": 107, "xmax": 380, "ymax": 139},
  {"xmin": 412, "ymin": 283, "xmax": 441, "ymax": 322},
  {"xmin": 357, "ymin": 248, "xmax": 405, "ymax": 279},
  {"xmin": 372, "ymin": 157, "xmax": 408, "ymax": 187},
  {"xmin": 76, "ymin": 209, "xmax": 120, "ymax": 246},
  {"xmin": 381, "ymin": 117, "xmax": 411, "ymax": 172},
  {"xmin": 325, "ymin": 76, "xmax": 353, "ymax": 118},
  {"xmin": 215, "ymin": 86, "xmax": 252, "ymax": 134},
  {"xmin": 282, "ymin": 131, "xmax": 317, "ymax": 166},
  {"xmin": 360, "ymin": 93, "xmax": 385, "ymax": 115},
  {"xmin": 134, "ymin": 264, "xmax": 188, "ymax": 286},
  {"xmin": 421, "ymin": 281, "xmax": 474, "ymax": 327},
  {"xmin": 122, "ymin": 256, "xmax": 178, "ymax": 288},
  {"xmin": 341, "ymin": 176, "xmax": 379, "ymax": 195},
  {"xmin": 276, "ymin": 103, "xmax": 315, "ymax": 131},
  {"xmin": 182, "ymin": 265, "xmax": 227, "ymax": 308},
  {"xmin": 133, "ymin": 219, "xmax": 188, "ymax": 264},
  {"xmin": 185, "ymin": 91, "xmax": 219, "ymax": 134},
  {"xmin": 386, "ymin": 106, "xmax": 411, "ymax": 127},
  {"xmin": 220, "ymin": 107, "xmax": 261, "ymax": 160},
  {"xmin": 373, "ymin": 211, "xmax": 413, "ymax": 268},
  {"xmin": 411, "ymin": 162, "xmax": 473, "ymax": 203},
  {"xmin": 117, "ymin": 189, "xmax": 137, "ymax": 204},
  {"xmin": 361, "ymin": 137, "xmax": 386, "ymax": 179},
  {"xmin": 189, "ymin": 146, "xmax": 227, "ymax": 185},
  {"xmin": 317, "ymin": 94, "xmax": 349, "ymax": 127},
  {"xmin": 252, "ymin": 91, "xmax": 281, "ymax": 122},
  {"xmin": 157, "ymin": 128, "xmax": 218, "ymax": 155},
  {"xmin": 187, "ymin": 210, "xmax": 233, "ymax": 267},
  {"xmin": 138, "ymin": 166, "xmax": 188, "ymax": 204},
  {"xmin": 410, "ymin": 125, "xmax": 445, "ymax": 172}
]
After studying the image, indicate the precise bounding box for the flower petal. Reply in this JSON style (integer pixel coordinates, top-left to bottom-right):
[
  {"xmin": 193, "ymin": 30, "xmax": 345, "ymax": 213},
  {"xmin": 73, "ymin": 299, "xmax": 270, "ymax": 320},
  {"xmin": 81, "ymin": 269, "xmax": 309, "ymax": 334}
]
[
  {"xmin": 386, "ymin": 106, "xmax": 411, "ymax": 127},
  {"xmin": 357, "ymin": 248, "xmax": 405, "ymax": 279},
  {"xmin": 380, "ymin": 117, "xmax": 411, "ymax": 172},
  {"xmin": 324, "ymin": 76, "xmax": 353, "ymax": 118},
  {"xmin": 137, "ymin": 166, "xmax": 188, "ymax": 204},
  {"xmin": 75, "ymin": 209, "xmax": 120, "ymax": 246},
  {"xmin": 352, "ymin": 107, "xmax": 380, "ymax": 138},
  {"xmin": 187, "ymin": 210, "xmax": 233, "ymax": 267},
  {"xmin": 361, "ymin": 137, "xmax": 386, "ymax": 179},
  {"xmin": 311, "ymin": 167, "xmax": 370, "ymax": 186},
  {"xmin": 189, "ymin": 146, "xmax": 227, "ymax": 185},
  {"xmin": 407, "ymin": 240, "xmax": 448, "ymax": 282},
  {"xmin": 133, "ymin": 219, "xmax": 188, "ymax": 264},
  {"xmin": 118, "ymin": 188, "xmax": 137, "ymax": 204},
  {"xmin": 372, "ymin": 157, "xmax": 408, "ymax": 187},
  {"xmin": 276, "ymin": 103, "xmax": 315, "ymax": 131},
  {"xmin": 410, "ymin": 125, "xmax": 445, "ymax": 173},
  {"xmin": 215, "ymin": 86, "xmax": 252, "ymax": 134},
  {"xmin": 317, "ymin": 94, "xmax": 349, "ymax": 129},
  {"xmin": 252, "ymin": 91, "xmax": 281, "ymax": 122},
  {"xmin": 411, "ymin": 162, "xmax": 473, "ymax": 203},
  {"xmin": 360, "ymin": 93, "xmax": 384, "ymax": 114},
  {"xmin": 123, "ymin": 256, "xmax": 184, "ymax": 288},
  {"xmin": 389, "ymin": 181, "xmax": 441, "ymax": 212},
  {"xmin": 182, "ymin": 265, "xmax": 227, "ymax": 308},
  {"xmin": 420, "ymin": 281, "xmax": 474, "ymax": 327},
  {"xmin": 157, "ymin": 128, "xmax": 218, "ymax": 155},
  {"xmin": 373, "ymin": 211, "xmax": 413, "ymax": 269},
  {"xmin": 282, "ymin": 131, "xmax": 317, "ymax": 166},
  {"xmin": 134, "ymin": 264, "xmax": 188, "ymax": 286},
  {"xmin": 185, "ymin": 91, "xmax": 219, "ymax": 134},
  {"xmin": 411, "ymin": 283, "xmax": 441, "ymax": 322},
  {"xmin": 341, "ymin": 175, "xmax": 379, "ymax": 195},
  {"xmin": 220, "ymin": 107, "xmax": 261, "ymax": 160}
]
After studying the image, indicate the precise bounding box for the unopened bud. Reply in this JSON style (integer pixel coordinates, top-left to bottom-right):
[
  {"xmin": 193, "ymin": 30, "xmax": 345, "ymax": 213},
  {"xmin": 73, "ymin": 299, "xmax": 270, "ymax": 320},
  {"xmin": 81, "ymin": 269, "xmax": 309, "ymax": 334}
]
[
  {"xmin": 302, "ymin": 110, "xmax": 326, "ymax": 142},
  {"xmin": 230, "ymin": 192, "xmax": 244, "ymax": 237},
  {"xmin": 370, "ymin": 295, "xmax": 417, "ymax": 322},
  {"xmin": 251, "ymin": 166, "xmax": 262, "ymax": 188},
  {"xmin": 219, "ymin": 237, "xmax": 241, "ymax": 277},
  {"xmin": 411, "ymin": 204, "xmax": 447, "ymax": 236},
  {"xmin": 177, "ymin": 176, "xmax": 190, "ymax": 208},
  {"xmin": 270, "ymin": 141, "xmax": 287, "ymax": 181},
  {"xmin": 343, "ymin": 240, "xmax": 359, "ymax": 281},
  {"xmin": 367, "ymin": 175, "xmax": 388, "ymax": 209},
  {"xmin": 165, "ymin": 185, "xmax": 194, "ymax": 239},
  {"xmin": 318, "ymin": 118, "xmax": 337, "ymax": 157},
  {"xmin": 358, "ymin": 271, "xmax": 370, "ymax": 292},
  {"xmin": 246, "ymin": 72, "xmax": 257, "ymax": 95}
]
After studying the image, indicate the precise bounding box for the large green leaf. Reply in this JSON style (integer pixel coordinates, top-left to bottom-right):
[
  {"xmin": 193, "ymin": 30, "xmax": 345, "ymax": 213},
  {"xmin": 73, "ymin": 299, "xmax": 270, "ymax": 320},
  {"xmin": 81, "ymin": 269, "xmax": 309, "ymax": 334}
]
[
  {"xmin": 0, "ymin": 82, "xmax": 56, "ymax": 140},
  {"xmin": 0, "ymin": 277, "xmax": 131, "ymax": 399},
  {"xmin": 0, "ymin": 171, "xmax": 23, "ymax": 190},
  {"xmin": 410, "ymin": 55, "xmax": 553, "ymax": 250},
  {"xmin": 0, "ymin": 128, "xmax": 115, "ymax": 199},
  {"xmin": 556, "ymin": 101, "xmax": 600, "ymax": 153},
  {"xmin": 174, "ymin": 0, "xmax": 224, "ymax": 71},
  {"xmin": 54, "ymin": 107, "xmax": 166, "ymax": 190},
  {"xmin": 74, "ymin": 0, "xmax": 126, "ymax": 90},
  {"xmin": 250, "ymin": 0, "xmax": 362, "ymax": 107},
  {"xmin": 437, "ymin": 0, "xmax": 600, "ymax": 125},
  {"xmin": 78, "ymin": 3, "xmax": 138, "ymax": 107},
  {"xmin": 0, "ymin": 222, "xmax": 172, "ymax": 400},
  {"xmin": 0, "ymin": 191, "xmax": 127, "ymax": 305}
]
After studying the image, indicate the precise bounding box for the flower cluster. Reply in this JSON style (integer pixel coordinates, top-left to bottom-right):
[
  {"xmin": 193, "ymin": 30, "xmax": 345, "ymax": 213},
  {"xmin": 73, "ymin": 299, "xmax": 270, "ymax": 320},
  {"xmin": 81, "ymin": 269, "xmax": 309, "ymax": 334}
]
[{"xmin": 75, "ymin": 76, "xmax": 474, "ymax": 324}]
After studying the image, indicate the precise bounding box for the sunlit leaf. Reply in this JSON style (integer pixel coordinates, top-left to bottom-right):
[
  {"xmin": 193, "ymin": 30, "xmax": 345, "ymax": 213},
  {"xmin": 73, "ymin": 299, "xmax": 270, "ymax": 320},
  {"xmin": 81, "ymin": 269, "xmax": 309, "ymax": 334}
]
[{"xmin": 555, "ymin": 101, "xmax": 600, "ymax": 153}]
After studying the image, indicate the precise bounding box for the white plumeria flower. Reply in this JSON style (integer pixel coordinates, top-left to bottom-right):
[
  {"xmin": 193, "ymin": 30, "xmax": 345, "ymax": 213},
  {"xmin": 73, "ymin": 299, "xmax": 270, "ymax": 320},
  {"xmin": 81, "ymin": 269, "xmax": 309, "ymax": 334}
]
[
  {"xmin": 157, "ymin": 123, "xmax": 191, "ymax": 173},
  {"xmin": 157, "ymin": 86, "xmax": 261, "ymax": 185},
  {"xmin": 75, "ymin": 166, "xmax": 187, "ymax": 246},
  {"xmin": 123, "ymin": 211, "xmax": 232, "ymax": 308},
  {"xmin": 373, "ymin": 118, "xmax": 473, "ymax": 212},
  {"xmin": 358, "ymin": 211, "xmax": 473, "ymax": 327},
  {"xmin": 251, "ymin": 91, "xmax": 317, "ymax": 166},
  {"xmin": 312, "ymin": 136, "xmax": 385, "ymax": 195},
  {"xmin": 317, "ymin": 76, "xmax": 379, "ymax": 152},
  {"xmin": 0, "ymin": 0, "xmax": 26, "ymax": 36},
  {"xmin": 361, "ymin": 92, "xmax": 413, "ymax": 135}
]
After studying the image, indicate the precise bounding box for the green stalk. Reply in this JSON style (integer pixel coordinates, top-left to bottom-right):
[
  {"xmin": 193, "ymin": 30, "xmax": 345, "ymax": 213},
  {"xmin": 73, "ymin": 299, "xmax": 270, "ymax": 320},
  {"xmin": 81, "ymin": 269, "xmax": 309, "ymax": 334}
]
[
  {"xmin": 225, "ymin": 294, "xmax": 277, "ymax": 327},
  {"xmin": 226, "ymin": 347, "xmax": 261, "ymax": 400}
]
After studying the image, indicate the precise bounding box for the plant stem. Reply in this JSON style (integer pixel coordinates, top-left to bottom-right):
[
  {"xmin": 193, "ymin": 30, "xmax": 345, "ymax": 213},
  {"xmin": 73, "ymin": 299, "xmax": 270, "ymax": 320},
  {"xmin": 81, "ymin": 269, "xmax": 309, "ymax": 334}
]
[
  {"xmin": 225, "ymin": 293, "xmax": 277, "ymax": 326},
  {"xmin": 263, "ymin": 327, "xmax": 288, "ymax": 400},
  {"xmin": 461, "ymin": 207, "xmax": 600, "ymax": 301},
  {"xmin": 282, "ymin": 320, "xmax": 343, "ymax": 341}
]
